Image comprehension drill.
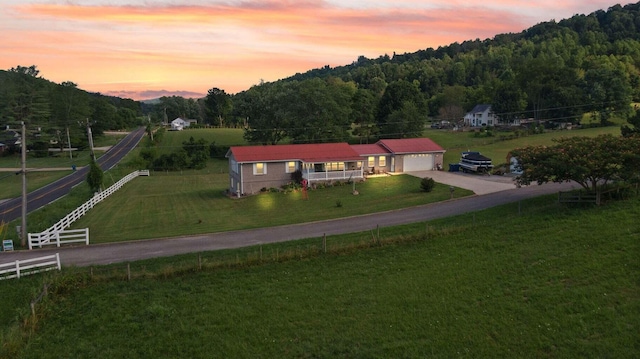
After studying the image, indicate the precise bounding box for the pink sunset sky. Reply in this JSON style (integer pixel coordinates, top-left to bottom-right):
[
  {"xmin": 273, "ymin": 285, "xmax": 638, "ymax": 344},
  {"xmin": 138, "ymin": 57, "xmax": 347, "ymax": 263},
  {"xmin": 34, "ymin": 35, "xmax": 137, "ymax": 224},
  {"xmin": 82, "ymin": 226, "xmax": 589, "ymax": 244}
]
[{"xmin": 0, "ymin": 0, "xmax": 625, "ymax": 100}]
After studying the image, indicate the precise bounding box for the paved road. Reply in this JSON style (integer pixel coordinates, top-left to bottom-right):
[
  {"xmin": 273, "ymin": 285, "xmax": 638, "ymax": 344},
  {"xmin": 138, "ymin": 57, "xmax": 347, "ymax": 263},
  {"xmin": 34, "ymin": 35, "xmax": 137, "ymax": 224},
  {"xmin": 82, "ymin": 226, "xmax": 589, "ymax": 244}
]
[
  {"xmin": 0, "ymin": 127, "xmax": 146, "ymax": 224},
  {"xmin": 0, "ymin": 181, "xmax": 578, "ymax": 267}
]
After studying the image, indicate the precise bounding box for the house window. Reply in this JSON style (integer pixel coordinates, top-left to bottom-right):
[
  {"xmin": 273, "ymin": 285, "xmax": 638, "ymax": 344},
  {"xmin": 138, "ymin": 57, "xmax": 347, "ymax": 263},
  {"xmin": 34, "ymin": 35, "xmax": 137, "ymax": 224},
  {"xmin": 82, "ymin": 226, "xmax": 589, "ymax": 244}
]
[
  {"xmin": 378, "ymin": 156, "xmax": 386, "ymax": 167},
  {"xmin": 230, "ymin": 159, "xmax": 238, "ymax": 173},
  {"xmin": 286, "ymin": 161, "xmax": 297, "ymax": 173},
  {"xmin": 368, "ymin": 156, "xmax": 375, "ymax": 167},
  {"xmin": 357, "ymin": 161, "xmax": 362, "ymax": 169},
  {"xmin": 253, "ymin": 162, "xmax": 266, "ymax": 175},
  {"xmin": 325, "ymin": 162, "xmax": 344, "ymax": 171}
]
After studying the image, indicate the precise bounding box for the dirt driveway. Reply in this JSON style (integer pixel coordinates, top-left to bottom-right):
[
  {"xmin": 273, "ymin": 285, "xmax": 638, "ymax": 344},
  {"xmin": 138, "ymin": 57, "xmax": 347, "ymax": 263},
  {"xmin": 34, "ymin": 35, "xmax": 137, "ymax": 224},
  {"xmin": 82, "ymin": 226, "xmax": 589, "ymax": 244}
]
[{"xmin": 407, "ymin": 170, "xmax": 517, "ymax": 195}]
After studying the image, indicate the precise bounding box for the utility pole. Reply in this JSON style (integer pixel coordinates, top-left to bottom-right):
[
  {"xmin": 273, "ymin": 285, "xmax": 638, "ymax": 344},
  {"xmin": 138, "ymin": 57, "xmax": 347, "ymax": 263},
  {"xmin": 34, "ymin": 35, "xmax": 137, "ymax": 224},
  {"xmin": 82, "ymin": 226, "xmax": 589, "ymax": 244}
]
[
  {"xmin": 20, "ymin": 121, "xmax": 27, "ymax": 247},
  {"xmin": 148, "ymin": 115, "xmax": 153, "ymax": 142},
  {"xmin": 86, "ymin": 119, "xmax": 96, "ymax": 162},
  {"xmin": 66, "ymin": 126, "xmax": 72, "ymax": 159}
]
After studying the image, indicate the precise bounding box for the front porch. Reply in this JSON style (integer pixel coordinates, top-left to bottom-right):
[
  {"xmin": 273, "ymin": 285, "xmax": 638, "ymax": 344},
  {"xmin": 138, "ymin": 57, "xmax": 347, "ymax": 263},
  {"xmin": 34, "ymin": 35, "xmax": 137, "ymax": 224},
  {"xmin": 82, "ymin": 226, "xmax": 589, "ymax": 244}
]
[
  {"xmin": 303, "ymin": 169, "xmax": 364, "ymax": 183},
  {"xmin": 302, "ymin": 161, "xmax": 364, "ymax": 184}
]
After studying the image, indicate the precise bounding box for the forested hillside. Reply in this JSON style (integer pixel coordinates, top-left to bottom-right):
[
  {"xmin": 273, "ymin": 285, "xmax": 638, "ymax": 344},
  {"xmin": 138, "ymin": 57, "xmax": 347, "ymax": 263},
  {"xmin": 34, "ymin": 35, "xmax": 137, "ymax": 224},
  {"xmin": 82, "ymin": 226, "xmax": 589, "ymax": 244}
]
[
  {"xmin": 0, "ymin": 66, "xmax": 143, "ymax": 153},
  {"xmin": 231, "ymin": 2, "xmax": 640, "ymax": 144}
]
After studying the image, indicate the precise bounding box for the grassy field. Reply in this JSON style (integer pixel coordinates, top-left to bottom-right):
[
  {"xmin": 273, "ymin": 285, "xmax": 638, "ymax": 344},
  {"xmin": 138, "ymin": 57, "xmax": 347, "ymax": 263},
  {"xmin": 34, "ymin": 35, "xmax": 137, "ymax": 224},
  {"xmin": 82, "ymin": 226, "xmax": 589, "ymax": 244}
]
[
  {"xmin": 154, "ymin": 127, "xmax": 246, "ymax": 155},
  {"xmin": 426, "ymin": 126, "xmax": 621, "ymax": 167},
  {"xmin": 69, "ymin": 170, "xmax": 473, "ymax": 243},
  {"xmin": 3, "ymin": 194, "xmax": 638, "ymax": 358}
]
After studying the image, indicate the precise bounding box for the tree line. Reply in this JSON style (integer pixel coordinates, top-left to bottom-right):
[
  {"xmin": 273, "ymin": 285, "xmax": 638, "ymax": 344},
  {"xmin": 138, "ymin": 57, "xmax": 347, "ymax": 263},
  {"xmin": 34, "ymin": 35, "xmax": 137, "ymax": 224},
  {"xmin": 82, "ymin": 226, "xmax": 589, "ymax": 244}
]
[{"xmin": 0, "ymin": 66, "xmax": 143, "ymax": 155}]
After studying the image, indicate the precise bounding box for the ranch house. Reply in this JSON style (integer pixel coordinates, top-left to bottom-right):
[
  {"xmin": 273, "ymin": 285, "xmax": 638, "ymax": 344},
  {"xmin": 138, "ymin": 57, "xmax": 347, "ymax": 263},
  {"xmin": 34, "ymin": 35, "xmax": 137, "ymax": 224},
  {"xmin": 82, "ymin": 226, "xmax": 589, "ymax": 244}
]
[{"xmin": 226, "ymin": 138, "xmax": 445, "ymax": 196}]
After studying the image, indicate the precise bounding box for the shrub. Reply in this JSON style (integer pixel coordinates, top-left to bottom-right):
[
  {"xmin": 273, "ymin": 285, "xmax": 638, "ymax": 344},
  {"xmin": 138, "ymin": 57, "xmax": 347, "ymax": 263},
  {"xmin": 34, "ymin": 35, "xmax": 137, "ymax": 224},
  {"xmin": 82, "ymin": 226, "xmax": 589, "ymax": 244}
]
[
  {"xmin": 290, "ymin": 169, "xmax": 303, "ymax": 184},
  {"xmin": 420, "ymin": 177, "xmax": 435, "ymax": 192}
]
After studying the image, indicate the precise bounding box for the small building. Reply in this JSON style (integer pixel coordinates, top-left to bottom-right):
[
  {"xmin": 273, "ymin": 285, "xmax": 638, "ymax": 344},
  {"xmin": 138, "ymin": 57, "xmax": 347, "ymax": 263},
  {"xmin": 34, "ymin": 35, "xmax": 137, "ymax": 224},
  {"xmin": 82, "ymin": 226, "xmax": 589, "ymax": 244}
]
[
  {"xmin": 170, "ymin": 118, "xmax": 197, "ymax": 131},
  {"xmin": 226, "ymin": 138, "xmax": 446, "ymax": 196},
  {"xmin": 464, "ymin": 104, "xmax": 496, "ymax": 127},
  {"xmin": 226, "ymin": 142, "xmax": 364, "ymax": 196}
]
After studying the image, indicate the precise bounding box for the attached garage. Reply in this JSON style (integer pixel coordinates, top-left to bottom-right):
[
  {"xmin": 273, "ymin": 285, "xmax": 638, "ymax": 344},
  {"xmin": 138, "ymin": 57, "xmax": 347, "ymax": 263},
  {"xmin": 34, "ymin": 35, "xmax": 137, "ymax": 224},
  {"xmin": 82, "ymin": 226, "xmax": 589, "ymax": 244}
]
[{"xmin": 402, "ymin": 153, "xmax": 434, "ymax": 171}]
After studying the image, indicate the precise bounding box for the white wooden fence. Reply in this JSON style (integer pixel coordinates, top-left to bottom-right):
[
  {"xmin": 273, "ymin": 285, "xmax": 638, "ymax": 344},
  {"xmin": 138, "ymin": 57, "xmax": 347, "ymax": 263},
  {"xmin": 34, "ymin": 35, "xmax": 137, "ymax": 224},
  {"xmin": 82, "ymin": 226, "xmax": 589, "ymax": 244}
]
[
  {"xmin": 0, "ymin": 253, "xmax": 61, "ymax": 280},
  {"xmin": 28, "ymin": 228, "xmax": 89, "ymax": 249},
  {"xmin": 28, "ymin": 170, "xmax": 149, "ymax": 249}
]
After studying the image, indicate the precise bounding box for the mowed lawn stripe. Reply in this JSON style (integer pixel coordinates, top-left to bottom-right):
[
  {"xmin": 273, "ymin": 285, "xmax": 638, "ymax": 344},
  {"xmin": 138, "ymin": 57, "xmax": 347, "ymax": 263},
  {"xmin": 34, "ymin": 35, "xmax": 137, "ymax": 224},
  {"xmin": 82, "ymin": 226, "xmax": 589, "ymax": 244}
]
[{"xmin": 72, "ymin": 173, "xmax": 473, "ymax": 243}]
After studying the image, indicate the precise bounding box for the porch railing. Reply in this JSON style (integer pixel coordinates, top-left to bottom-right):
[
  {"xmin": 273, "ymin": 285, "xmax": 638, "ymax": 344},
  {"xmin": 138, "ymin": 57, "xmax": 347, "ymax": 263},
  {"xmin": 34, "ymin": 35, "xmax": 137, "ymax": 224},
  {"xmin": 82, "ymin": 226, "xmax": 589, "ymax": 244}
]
[{"xmin": 304, "ymin": 169, "xmax": 363, "ymax": 182}]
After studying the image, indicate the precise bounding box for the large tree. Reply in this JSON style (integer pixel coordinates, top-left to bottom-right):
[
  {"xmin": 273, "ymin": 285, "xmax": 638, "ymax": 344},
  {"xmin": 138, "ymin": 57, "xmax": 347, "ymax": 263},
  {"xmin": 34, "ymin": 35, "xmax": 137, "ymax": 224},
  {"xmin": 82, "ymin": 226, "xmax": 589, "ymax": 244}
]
[
  {"xmin": 238, "ymin": 82, "xmax": 292, "ymax": 145},
  {"xmin": 511, "ymin": 135, "xmax": 640, "ymax": 192},
  {"xmin": 286, "ymin": 78, "xmax": 355, "ymax": 143},
  {"xmin": 376, "ymin": 80, "xmax": 424, "ymax": 138},
  {"xmin": 204, "ymin": 88, "xmax": 232, "ymax": 127},
  {"xmin": 350, "ymin": 88, "xmax": 378, "ymax": 143}
]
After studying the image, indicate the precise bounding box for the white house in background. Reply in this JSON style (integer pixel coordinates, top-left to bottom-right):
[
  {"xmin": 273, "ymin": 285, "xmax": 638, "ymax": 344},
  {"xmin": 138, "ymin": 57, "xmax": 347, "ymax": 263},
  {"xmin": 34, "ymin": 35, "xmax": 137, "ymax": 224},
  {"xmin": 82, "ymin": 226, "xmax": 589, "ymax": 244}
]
[
  {"xmin": 171, "ymin": 118, "xmax": 187, "ymax": 130},
  {"xmin": 170, "ymin": 118, "xmax": 197, "ymax": 131},
  {"xmin": 464, "ymin": 104, "xmax": 496, "ymax": 127}
]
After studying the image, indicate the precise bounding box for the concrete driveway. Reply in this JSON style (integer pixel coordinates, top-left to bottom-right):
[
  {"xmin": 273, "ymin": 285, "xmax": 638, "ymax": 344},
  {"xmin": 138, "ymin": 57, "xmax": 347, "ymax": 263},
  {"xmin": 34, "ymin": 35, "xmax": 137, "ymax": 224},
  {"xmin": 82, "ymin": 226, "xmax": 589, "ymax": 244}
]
[{"xmin": 407, "ymin": 170, "xmax": 517, "ymax": 195}]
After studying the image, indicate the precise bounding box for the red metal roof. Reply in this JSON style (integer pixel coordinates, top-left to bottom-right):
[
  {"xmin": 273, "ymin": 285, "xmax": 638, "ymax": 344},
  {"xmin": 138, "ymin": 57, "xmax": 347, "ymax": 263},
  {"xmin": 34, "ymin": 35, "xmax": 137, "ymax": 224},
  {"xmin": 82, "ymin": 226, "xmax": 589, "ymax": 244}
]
[
  {"xmin": 229, "ymin": 143, "xmax": 362, "ymax": 163},
  {"xmin": 351, "ymin": 143, "xmax": 390, "ymax": 156},
  {"xmin": 378, "ymin": 138, "xmax": 445, "ymax": 154}
]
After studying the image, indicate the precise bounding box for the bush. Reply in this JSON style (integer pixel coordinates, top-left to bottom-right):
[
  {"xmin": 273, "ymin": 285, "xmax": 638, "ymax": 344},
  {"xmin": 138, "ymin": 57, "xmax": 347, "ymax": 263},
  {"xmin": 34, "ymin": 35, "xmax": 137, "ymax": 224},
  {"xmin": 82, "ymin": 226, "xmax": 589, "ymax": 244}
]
[
  {"xmin": 420, "ymin": 177, "xmax": 435, "ymax": 192},
  {"xmin": 290, "ymin": 169, "xmax": 303, "ymax": 184}
]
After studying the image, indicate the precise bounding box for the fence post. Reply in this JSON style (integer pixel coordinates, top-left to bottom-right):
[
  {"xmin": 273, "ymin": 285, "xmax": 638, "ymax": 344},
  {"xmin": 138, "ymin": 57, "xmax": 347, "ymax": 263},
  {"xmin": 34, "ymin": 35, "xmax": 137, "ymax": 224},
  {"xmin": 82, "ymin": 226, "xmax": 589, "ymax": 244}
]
[
  {"xmin": 85, "ymin": 228, "xmax": 90, "ymax": 245},
  {"xmin": 56, "ymin": 253, "xmax": 61, "ymax": 271},
  {"xmin": 56, "ymin": 231, "xmax": 61, "ymax": 247},
  {"xmin": 15, "ymin": 260, "xmax": 21, "ymax": 279},
  {"xmin": 323, "ymin": 234, "xmax": 327, "ymax": 253},
  {"xmin": 518, "ymin": 201, "xmax": 521, "ymax": 216},
  {"xmin": 127, "ymin": 263, "xmax": 131, "ymax": 281}
]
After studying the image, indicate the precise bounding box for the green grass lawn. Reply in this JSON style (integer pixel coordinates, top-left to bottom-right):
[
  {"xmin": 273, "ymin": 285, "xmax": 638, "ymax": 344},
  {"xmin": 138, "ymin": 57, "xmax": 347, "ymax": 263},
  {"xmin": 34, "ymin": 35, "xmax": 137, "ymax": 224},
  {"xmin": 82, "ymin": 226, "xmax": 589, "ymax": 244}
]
[
  {"xmin": 69, "ymin": 170, "xmax": 473, "ymax": 243},
  {"xmin": 157, "ymin": 128, "xmax": 246, "ymax": 155},
  {"xmin": 3, "ymin": 194, "xmax": 638, "ymax": 358}
]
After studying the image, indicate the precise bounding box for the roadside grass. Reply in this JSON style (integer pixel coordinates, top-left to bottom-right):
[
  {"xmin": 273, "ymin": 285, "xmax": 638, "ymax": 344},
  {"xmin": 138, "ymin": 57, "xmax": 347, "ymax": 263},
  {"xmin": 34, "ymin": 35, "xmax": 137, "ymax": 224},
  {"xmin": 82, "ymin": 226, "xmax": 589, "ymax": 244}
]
[
  {"xmin": 0, "ymin": 171, "xmax": 73, "ymax": 200},
  {"xmin": 3, "ymin": 194, "xmax": 638, "ymax": 358},
  {"xmin": 156, "ymin": 128, "xmax": 246, "ymax": 155},
  {"xmin": 0, "ymin": 128, "xmax": 126, "ymax": 200},
  {"xmin": 0, "ymin": 150, "xmax": 104, "ymax": 200},
  {"xmin": 94, "ymin": 132, "xmax": 127, "ymax": 147},
  {"xmin": 426, "ymin": 126, "xmax": 621, "ymax": 167},
  {"xmin": 69, "ymin": 171, "xmax": 473, "ymax": 243}
]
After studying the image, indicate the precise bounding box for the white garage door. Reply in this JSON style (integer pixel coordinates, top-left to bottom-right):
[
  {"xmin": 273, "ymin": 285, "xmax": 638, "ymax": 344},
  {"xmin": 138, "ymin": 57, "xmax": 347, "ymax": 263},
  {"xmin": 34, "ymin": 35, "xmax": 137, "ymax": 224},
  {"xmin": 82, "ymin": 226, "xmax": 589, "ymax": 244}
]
[{"xmin": 403, "ymin": 154, "xmax": 433, "ymax": 171}]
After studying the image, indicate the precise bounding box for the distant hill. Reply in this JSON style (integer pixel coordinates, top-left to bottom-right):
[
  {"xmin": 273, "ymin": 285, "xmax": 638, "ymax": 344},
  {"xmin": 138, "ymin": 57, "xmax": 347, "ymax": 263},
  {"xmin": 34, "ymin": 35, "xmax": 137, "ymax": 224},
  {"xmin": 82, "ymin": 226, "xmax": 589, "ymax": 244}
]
[{"xmin": 229, "ymin": 2, "xmax": 640, "ymax": 144}]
